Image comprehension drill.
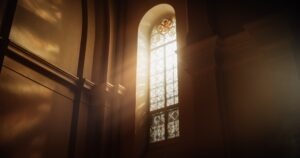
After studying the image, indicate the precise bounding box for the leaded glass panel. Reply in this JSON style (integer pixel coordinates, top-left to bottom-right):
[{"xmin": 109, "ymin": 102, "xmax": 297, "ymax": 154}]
[
  {"xmin": 167, "ymin": 109, "xmax": 180, "ymax": 139},
  {"xmin": 150, "ymin": 113, "xmax": 165, "ymax": 143},
  {"xmin": 165, "ymin": 27, "xmax": 176, "ymax": 43},
  {"xmin": 150, "ymin": 47, "xmax": 165, "ymax": 111},
  {"xmin": 151, "ymin": 33, "xmax": 164, "ymax": 49},
  {"xmin": 150, "ymin": 86, "xmax": 165, "ymax": 111}
]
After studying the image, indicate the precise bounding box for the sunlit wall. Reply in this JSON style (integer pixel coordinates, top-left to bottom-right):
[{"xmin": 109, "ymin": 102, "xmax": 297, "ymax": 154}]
[{"xmin": 9, "ymin": 0, "xmax": 82, "ymax": 75}]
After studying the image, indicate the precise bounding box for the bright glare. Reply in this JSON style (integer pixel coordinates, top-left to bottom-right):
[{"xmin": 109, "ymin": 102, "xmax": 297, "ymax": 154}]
[{"xmin": 149, "ymin": 18, "xmax": 178, "ymax": 112}]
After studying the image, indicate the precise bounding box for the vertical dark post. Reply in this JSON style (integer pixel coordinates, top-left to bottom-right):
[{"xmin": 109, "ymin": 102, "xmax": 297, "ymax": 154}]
[
  {"xmin": 289, "ymin": 5, "xmax": 300, "ymax": 79},
  {"xmin": 111, "ymin": 0, "xmax": 126, "ymax": 157},
  {"xmin": 68, "ymin": 0, "xmax": 88, "ymax": 157},
  {"xmin": 96, "ymin": 0, "xmax": 111, "ymax": 157},
  {"xmin": 0, "ymin": 0, "xmax": 17, "ymax": 72},
  {"xmin": 86, "ymin": 1, "xmax": 110, "ymax": 156},
  {"xmin": 163, "ymin": 43, "xmax": 168, "ymax": 140},
  {"xmin": 289, "ymin": 5, "xmax": 300, "ymax": 158}
]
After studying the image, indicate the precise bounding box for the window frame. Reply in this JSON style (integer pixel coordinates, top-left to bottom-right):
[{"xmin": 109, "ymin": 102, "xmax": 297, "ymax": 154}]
[{"xmin": 148, "ymin": 17, "xmax": 180, "ymax": 144}]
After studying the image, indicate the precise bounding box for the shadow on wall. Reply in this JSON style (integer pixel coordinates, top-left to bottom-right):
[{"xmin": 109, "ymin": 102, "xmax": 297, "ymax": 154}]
[
  {"xmin": 9, "ymin": 0, "xmax": 82, "ymax": 75},
  {"xmin": 0, "ymin": 67, "xmax": 52, "ymax": 158}
]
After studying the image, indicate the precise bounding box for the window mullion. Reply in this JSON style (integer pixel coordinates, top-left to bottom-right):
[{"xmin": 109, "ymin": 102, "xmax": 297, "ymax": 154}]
[
  {"xmin": 163, "ymin": 41, "xmax": 168, "ymax": 140},
  {"xmin": 150, "ymin": 108, "xmax": 165, "ymax": 114},
  {"xmin": 165, "ymin": 104, "xmax": 179, "ymax": 111}
]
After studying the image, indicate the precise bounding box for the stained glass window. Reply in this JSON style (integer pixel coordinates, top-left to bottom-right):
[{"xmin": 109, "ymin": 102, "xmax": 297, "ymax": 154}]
[
  {"xmin": 167, "ymin": 109, "xmax": 180, "ymax": 138},
  {"xmin": 149, "ymin": 17, "xmax": 179, "ymax": 143},
  {"xmin": 150, "ymin": 113, "xmax": 165, "ymax": 142}
]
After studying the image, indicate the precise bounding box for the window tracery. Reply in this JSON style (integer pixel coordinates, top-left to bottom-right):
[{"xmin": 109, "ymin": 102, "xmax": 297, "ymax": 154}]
[{"xmin": 149, "ymin": 17, "xmax": 179, "ymax": 143}]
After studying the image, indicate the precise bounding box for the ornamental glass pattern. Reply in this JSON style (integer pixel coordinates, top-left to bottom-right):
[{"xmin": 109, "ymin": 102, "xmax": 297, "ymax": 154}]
[{"xmin": 149, "ymin": 17, "xmax": 179, "ymax": 143}]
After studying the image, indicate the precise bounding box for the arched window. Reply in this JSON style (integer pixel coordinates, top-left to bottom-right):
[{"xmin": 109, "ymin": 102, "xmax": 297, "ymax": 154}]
[
  {"xmin": 136, "ymin": 4, "xmax": 179, "ymax": 146},
  {"xmin": 149, "ymin": 17, "xmax": 179, "ymax": 143}
]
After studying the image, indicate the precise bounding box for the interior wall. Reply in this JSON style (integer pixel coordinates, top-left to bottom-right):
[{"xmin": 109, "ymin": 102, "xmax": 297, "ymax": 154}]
[
  {"xmin": 0, "ymin": 57, "xmax": 74, "ymax": 158},
  {"xmin": 0, "ymin": 0, "xmax": 97, "ymax": 157},
  {"xmin": 9, "ymin": 0, "xmax": 82, "ymax": 75},
  {"xmin": 206, "ymin": 1, "xmax": 300, "ymax": 158},
  {"xmin": 220, "ymin": 14, "xmax": 300, "ymax": 158}
]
